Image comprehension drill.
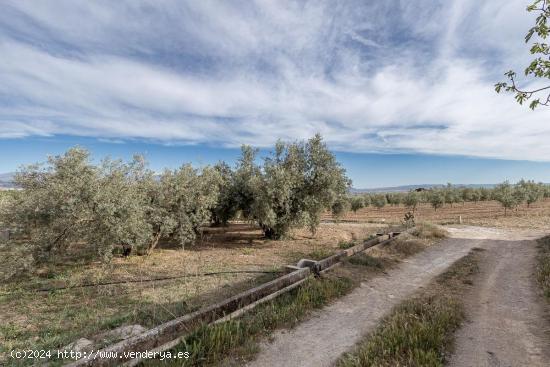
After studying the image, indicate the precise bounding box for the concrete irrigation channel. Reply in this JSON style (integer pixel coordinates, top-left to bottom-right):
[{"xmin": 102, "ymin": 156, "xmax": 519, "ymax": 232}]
[{"xmin": 64, "ymin": 233, "xmax": 400, "ymax": 367}]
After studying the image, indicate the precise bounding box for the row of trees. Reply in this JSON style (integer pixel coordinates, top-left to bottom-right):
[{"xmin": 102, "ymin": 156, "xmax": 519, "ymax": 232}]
[
  {"xmin": 0, "ymin": 135, "xmax": 350, "ymax": 262},
  {"xmin": 347, "ymin": 181, "xmax": 549, "ymax": 215}
]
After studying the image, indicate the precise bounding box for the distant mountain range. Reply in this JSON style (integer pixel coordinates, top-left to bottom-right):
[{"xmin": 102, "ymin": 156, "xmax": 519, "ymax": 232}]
[
  {"xmin": 0, "ymin": 172, "xmax": 15, "ymax": 189},
  {"xmin": 350, "ymin": 184, "xmax": 498, "ymax": 194},
  {"xmin": 0, "ymin": 172, "xmax": 498, "ymax": 192}
]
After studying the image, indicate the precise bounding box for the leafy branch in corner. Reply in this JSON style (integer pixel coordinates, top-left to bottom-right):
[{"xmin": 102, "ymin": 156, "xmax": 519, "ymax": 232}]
[{"xmin": 495, "ymin": 0, "xmax": 550, "ymax": 109}]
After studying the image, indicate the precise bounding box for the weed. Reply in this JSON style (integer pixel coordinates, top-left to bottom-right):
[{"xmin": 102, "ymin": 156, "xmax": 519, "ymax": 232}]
[
  {"xmin": 347, "ymin": 254, "xmax": 384, "ymax": 269},
  {"xmin": 307, "ymin": 248, "xmax": 334, "ymax": 260},
  {"xmin": 536, "ymin": 236, "xmax": 550, "ymax": 299},
  {"xmin": 410, "ymin": 223, "xmax": 448, "ymax": 239},
  {"xmin": 338, "ymin": 241, "xmax": 356, "ymax": 250},
  {"xmin": 145, "ymin": 275, "xmax": 354, "ymax": 366},
  {"xmin": 338, "ymin": 249, "xmax": 480, "ymax": 367}
]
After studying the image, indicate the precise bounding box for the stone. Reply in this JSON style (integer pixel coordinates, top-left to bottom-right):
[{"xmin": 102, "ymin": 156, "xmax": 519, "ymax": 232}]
[
  {"xmin": 94, "ymin": 324, "xmax": 147, "ymax": 343},
  {"xmin": 63, "ymin": 338, "xmax": 94, "ymax": 353}
]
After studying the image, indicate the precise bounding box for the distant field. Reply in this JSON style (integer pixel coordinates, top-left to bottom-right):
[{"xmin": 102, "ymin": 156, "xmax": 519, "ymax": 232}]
[{"xmin": 324, "ymin": 199, "xmax": 550, "ymax": 230}]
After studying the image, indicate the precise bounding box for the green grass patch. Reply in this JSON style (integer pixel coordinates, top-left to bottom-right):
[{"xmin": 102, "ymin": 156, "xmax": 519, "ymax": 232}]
[
  {"xmin": 338, "ymin": 241, "xmax": 356, "ymax": 250},
  {"xmin": 145, "ymin": 275, "xmax": 354, "ymax": 366},
  {"xmin": 347, "ymin": 253, "xmax": 384, "ymax": 269},
  {"xmin": 337, "ymin": 249, "xmax": 481, "ymax": 367},
  {"xmin": 536, "ymin": 236, "xmax": 550, "ymax": 299}
]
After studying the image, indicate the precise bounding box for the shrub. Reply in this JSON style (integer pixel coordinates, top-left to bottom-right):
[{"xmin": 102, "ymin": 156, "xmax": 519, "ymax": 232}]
[
  {"xmin": 493, "ymin": 181, "xmax": 517, "ymax": 215},
  {"xmin": 349, "ymin": 196, "xmax": 364, "ymax": 213},
  {"xmin": 371, "ymin": 194, "xmax": 387, "ymax": 209},
  {"xmin": 410, "ymin": 223, "xmax": 448, "ymax": 239},
  {"xmin": 1, "ymin": 148, "xmax": 152, "ymax": 262},
  {"xmin": 428, "ymin": 190, "xmax": 445, "ymax": 211},
  {"xmin": 251, "ymin": 135, "xmax": 350, "ymax": 239},
  {"xmin": 403, "ymin": 191, "xmax": 419, "ymax": 212},
  {"xmin": 145, "ymin": 165, "xmax": 221, "ymax": 252}
]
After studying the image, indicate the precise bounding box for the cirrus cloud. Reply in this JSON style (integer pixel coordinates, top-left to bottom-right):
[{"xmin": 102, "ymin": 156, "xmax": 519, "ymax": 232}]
[{"xmin": 1, "ymin": 0, "xmax": 550, "ymax": 161}]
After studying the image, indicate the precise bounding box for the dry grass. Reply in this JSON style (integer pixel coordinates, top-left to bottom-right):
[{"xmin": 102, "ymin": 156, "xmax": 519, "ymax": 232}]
[
  {"xmin": 382, "ymin": 223, "xmax": 448, "ymax": 258},
  {"xmin": 144, "ymin": 273, "xmax": 354, "ymax": 367},
  {"xmin": 536, "ymin": 236, "xmax": 550, "ymax": 299},
  {"xmin": 338, "ymin": 248, "xmax": 483, "ymax": 367},
  {"xmin": 0, "ymin": 222, "xmax": 385, "ymax": 366}
]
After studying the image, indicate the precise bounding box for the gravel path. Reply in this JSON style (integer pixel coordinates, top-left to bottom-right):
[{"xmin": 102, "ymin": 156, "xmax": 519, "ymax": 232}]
[
  {"xmin": 448, "ymin": 234, "xmax": 550, "ymax": 366},
  {"xmin": 247, "ymin": 230, "xmax": 488, "ymax": 367}
]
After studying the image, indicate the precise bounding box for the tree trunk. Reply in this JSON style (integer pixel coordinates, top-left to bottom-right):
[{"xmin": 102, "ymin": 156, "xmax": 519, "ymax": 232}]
[{"xmin": 147, "ymin": 230, "xmax": 162, "ymax": 255}]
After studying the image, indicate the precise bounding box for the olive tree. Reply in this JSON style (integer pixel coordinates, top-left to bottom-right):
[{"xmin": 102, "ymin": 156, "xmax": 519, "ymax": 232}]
[
  {"xmin": 210, "ymin": 162, "xmax": 238, "ymax": 226},
  {"xmin": 519, "ymin": 179, "xmax": 544, "ymax": 207},
  {"xmin": 371, "ymin": 194, "xmax": 387, "ymax": 209},
  {"xmin": 494, "ymin": 181, "xmax": 517, "ymax": 216},
  {"xmin": 232, "ymin": 146, "xmax": 261, "ymax": 220},
  {"xmin": 428, "ymin": 190, "xmax": 445, "ymax": 211},
  {"xmin": 145, "ymin": 165, "xmax": 221, "ymax": 252},
  {"xmin": 350, "ymin": 196, "xmax": 365, "ymax": 213},
  {"xmin": 403, "ymin": 191, "xmax": 419, "ymax": 212},
  {"xmin": 496, "ymin": 0, "xmax": 550, "ymax": 109},
  {"xmin": 250, "ymin": 135, "xmax": 350, "ymax": 239},
  {"xmin": 2, "ymin": 148, "xmax": 152, "ymax": 261},
  {"xmin": 444, "ymin": 183, "xmax": 459, "ymax": 207}
]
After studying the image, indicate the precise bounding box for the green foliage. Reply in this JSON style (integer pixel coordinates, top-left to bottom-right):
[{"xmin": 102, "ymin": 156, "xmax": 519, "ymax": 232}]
[
  {"xmin": 339, "ymin": 295, "xmax": 462, "ymax": 367},
  {"xmin": 210, "ymin": 162, "xmax": 238, "ymax": 226},
  {"xmin": 349, "ymin": 196, "xmax": 365, "ymax": 213},
  {"xmin": 250, "ymin": 135, "xmax": 350, "ymax": 238},
  {"xmin": 162, "ymin": 276, "xmax": 353, "ymax": 367},
  {"xmin": 496, "ymin": 0, "xmax": 550, "ymax": 109},
  {"xmin": 338, "ymin": 240, "xmax": 356, "ymax": 250},
  {"xmin": 428, "ymin": 190, "xmax": 445, "ymax": 211},
  {"xmin": 347, "ymin": 253, "xmax": 384, "ymax": 268},
  {"xmin": 1, "ymin": 148, "xmax": 152, "ymax": 262},
  {"xmin": 493, "ymin": 181, "xmax": 517, "ymax": 215},
  {"xmin": 537, "ymin": 236, "xmax": 550, "ymax": 299},
  {"xmin": 518, "ymin": 179, "xmax": 544, "ymax": 207},
  {"xmin": 385, "ymin": 193, "xmax": 402, "ymax": 206},
  {"xmin": 145, "ymin": 165, "xmax": 221, "ymax": 252},
  {"xmin": 0, "ymin": 135, "xmax": 351, "ymax": 267},
  {"xmin": 370, "ymin": 194, "xmax": 387, "ymax": 209},
  {"xmin": 443, "ymin": 183, "xmax": 459, "ymax": 207},
  {"xmin": 403, "ymin": 191, "xmax": 419, "ymax": 212},
  {"xmin": 338, "ymin": 249, "xmax": 480, "ymax": 367},
  {"xmin": 232, "ymin": 146, "xmax": 262, "ymax": 220}
]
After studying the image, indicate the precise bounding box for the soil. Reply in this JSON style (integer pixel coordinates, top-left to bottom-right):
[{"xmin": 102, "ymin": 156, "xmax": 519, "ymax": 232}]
[
  {"xmin": 448, "ymin": 229, "xmax": 550, "ymax": 367},
  {"xmin": 324, "ymin": 199, "xmax": 550, "ymax": 230},
  {"xmin": 247, "ymin": 226, "xmax": 550, "ymax": 367},
  {"xmin": 246, "ymin": 227, "xmax": 493, "ymax": 367}
]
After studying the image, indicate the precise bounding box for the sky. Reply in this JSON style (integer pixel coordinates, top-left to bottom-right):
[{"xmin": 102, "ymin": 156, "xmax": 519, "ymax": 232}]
[{"xmin": 1, "ymin": 0, "xmax": 550, "ymax": 188}]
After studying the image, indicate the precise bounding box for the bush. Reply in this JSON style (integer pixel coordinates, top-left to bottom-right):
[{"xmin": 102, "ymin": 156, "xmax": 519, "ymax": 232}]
[
  {"xmin": 428, "ymin": 190, "xmax": 445, "ymax": 211},
  {"xmin": 1, "ymin": 148, "xmax": 152, "ymax": 262},
  {"xmin": 371, "ymin": 194, "xmax": 387, "ymax": 209},
  {"xmin": 251, "ymin": 135, "xmax": 350, "ymax": 239},
  {"xmin": 410, "ymin": 223, "xmax": 448, "ymax": 239}
]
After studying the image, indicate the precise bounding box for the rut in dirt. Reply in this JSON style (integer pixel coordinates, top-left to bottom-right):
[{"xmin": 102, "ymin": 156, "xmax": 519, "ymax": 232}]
[
  {"xmin": 448, "ymin": 234, "xmax": 550, "ymax": 367},
  {"xmin": 246, "ymin": 230, "xmax": 487, "ymax": 367}
]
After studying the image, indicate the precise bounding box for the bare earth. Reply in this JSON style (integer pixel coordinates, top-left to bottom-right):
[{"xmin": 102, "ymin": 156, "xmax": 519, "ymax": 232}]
[
  {"xmin": 247, "ymin": 227, "xmax": 499, "ymax": 367},
  {"xmin": 448, "ymin": 228, "xmax": 550, "ymax": 367}
]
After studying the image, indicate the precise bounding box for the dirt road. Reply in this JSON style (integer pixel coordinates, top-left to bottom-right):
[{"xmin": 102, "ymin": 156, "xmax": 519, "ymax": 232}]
[
  {"xmin": 247, "ymin": 227, "xmax": 494, "ymax": 367},
  {"xmin": 448, "ymin": 229, "xmax": 550, "ymax": 367},
  {"xmin": 247, "ymin": 226, "xmax": 549, "ymax": 367}
]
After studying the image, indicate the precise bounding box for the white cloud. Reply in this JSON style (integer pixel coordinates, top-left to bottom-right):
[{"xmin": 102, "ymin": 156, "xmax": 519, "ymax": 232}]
[{"xmin": 1, "ymin": 0, "xmax": 550, "ymax": 161}]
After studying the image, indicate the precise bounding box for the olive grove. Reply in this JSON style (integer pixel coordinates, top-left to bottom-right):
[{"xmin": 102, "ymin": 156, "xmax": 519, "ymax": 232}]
[{"xmin": 0, "ymin": 135, "xmax": 350, "ymax": 263}]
